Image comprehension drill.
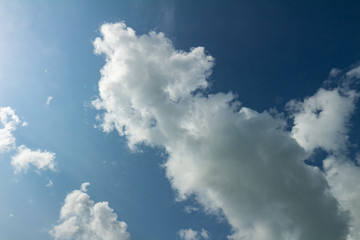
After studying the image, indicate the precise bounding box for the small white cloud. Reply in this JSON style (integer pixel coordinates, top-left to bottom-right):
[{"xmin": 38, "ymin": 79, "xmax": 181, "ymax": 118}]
[
  {"xmin": 46, "ymin": 96, "xmax": 53, "ymax": 106},
  {"xmin": 9, "ymin": 213, "xmax": 14, "ymax": 218},
  {"xmin": 46, "ymin": 179, "xmax": 53, "ymax": 187},
  {"xmin": 178, "ymin": 228, "xmax": 209, "ymax": 240},
  {"xmin": 80, "ymin": 182, "xmax": 90, "ymax": 192},
  {"xmin": 11, "ymin": 145, "xmax": 56, "ymax": 174},
  {"xmin": 184, "ymin": 206, "xmax": 199, "ymax": 214},
  {"xmin": 0, "ymin": 107, "xmax": 21, "ymax": 153},
  {"xmin": 21, "ymin": 121, "xmax": 28, "ymax": 127},
  {"xmin": 50, "ymin": 183, "xmax": 130, "ymax": 240}
]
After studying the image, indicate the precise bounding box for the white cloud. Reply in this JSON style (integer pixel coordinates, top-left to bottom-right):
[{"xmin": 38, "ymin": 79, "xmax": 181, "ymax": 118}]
[
  {"xmin": 178, "ymin": 228, "xmax": 209, "ymax": 240},
  {"xmin": 0, "ymin": 107, "xmax": 21, "ymax": 153},
  {"xmin": 46, "ymin": 179, "xmax": 54, "ymax": 187},
  {"xmin": 287, "ymin": 88, "xmax": 358, "ymax": 153},
  {"xmin": 329, "ymin": 68, "xmax": 342, "ymax": 77},
  {"xmin": 1, "ymin": 107, "xmax": 56, "ymax": 175},
  {"xmin": 346, "ymin": 66, "xmax": 360, "ymax": 78},
  {"xmin": 11, "ymin": 145, "xmax": 56, "ymax": 174},
  {"xmin": 324, "ymin": 157, "xmax": 360, "ymax": 240},
  {"xmin": 92, "ymin": 22, "xmax": 354, "ymax": 240},
  {"xmin": 285, "ymin": 67, "xmax": 360, "ymax": 239},
  {"xmin": 184, "ymin": 205, "xmax": 200, "ymax": 214},
  {"xmin": 50, "ymin": 182, "xmax": 130, "ymax": 240},
  {"xmin": 81, "ymin": 182, "xmax": 90, "ymax": 192},
  {"xmin": 46, "ymin": 96, "xmax": 53, "ymax": 106}
]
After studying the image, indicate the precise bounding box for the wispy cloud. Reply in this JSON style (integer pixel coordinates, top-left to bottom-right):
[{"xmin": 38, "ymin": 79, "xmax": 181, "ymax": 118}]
[
  {"xmin": 93, "ymin": 22, "xmax": 360, "ymax": 240},
  {"xmin": 178, "ymin": 228, "xmax": 209, "ymax": 240},
  {"xmin": 46, "ymin": 96, "xmax": 53, "ymax": 106},
  {"xmin": 46, "ymin": 178, "xmax": 53, "ymax": 187},
  {"xmin": 50, "ymin": 183, "xmax": 130, "ymax": 240}
]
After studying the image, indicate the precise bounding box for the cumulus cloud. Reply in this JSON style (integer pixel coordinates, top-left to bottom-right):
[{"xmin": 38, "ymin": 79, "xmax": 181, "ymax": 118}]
[
  {"xmin": 92, "ymin": 22, "xmax": 358, "ymax": 240},
  {"xmin": 0, "ymin": 107, "xmax": 57, "ymax": 174},
  {"xmin": 324, "ymin": 157, "xmax": 360, "ymax": 240},
  {"xmin": 50, "ymin": 182, "xmax": 130, "ymax": 240},
  {"xmin": 287, "ymin": 88, "xmax": 358, "ymax": 153},
  {"xmin": 0, "ymin": 107, "xmax": 21, "ymax": 153},
  {"xmin": 11, "ymin": 145, "xmax": 56, "ymax": 174},
  {"xmin": 285, "ymin": 68, "xmax": 360, "ymax": 239},
  {"xmin": 178, "ymin": 228, "xmax": 209, "ymax": 240}
]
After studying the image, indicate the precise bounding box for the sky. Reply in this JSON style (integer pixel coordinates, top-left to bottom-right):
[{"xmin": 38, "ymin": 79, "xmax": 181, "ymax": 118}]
[{"xmin": 0, "ymin": 1, "xmax": 360, "ymax": 240}]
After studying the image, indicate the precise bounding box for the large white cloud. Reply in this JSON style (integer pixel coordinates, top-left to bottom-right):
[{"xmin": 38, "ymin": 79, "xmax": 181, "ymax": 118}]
[
  {"xmin": 11, "ymin": 145, "xmax": 56, "ymax": 174},
  {"xmin": 0, "ymin": 106, "xmax": 21, "ymax": 153},
  {"xmin": 50, "ymin": 183, "xmax": 130, "ymax": 240},
  {"xmin": 92, "ymin": 22, "xmax": 357, "ymax": 240}
]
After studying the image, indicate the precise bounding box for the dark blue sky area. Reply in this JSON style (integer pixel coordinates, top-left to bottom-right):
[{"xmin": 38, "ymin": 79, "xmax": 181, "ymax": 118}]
[{"xmin": 170, "ymin": 0, "xmax": 360, "ymax": 110}]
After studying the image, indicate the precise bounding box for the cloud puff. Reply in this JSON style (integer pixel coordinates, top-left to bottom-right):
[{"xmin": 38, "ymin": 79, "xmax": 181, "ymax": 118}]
[
  {"xmin": 0, "ymin": 107, "xmax": 57, "ymax": 174},
  {"xmin": 287, "ymin": 88, "xmax": 358, "ymax": 153},
  {"xmin": 92, "ymin": 22, "xmax": 357, "ymax": 240},
  {"xmin": 178, "ymin": 228, "xmax": 209, "ymax": 240},
  {"xmin": 11, "ymin": 145, "xmax": 56, "ymax": 174},
  {"xmin": 92, "ymin": 22, "xmax": 214, "ymax": 149},
  {"xmin": 50, "ymin": 183, "xmax": 130, "ymax": 240},
  {"xmin": 0, "ymin": 107, "xmax": 21, "ymax": 153}
]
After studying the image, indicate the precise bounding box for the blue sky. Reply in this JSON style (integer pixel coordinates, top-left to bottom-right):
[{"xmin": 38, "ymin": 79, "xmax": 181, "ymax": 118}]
[{"xmin": 1, "ymin": 1, "xmax": 360, "ymax": 240}]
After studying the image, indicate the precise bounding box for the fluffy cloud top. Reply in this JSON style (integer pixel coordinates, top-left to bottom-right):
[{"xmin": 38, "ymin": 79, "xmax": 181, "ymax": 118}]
[
  {"xmin": 0, "ymin": 107, "xmax": 21, "ymax": 153},
  {"xmin": 50, "ymin": 183, "xmax": 130, "ymax": 240},
  {"xmin": 91, "ymin": 22, "xmax": 360, "ymax": 240},
  {"xmin": 11, "ymin": 145, "xmax": 56, "ymax": 174},
  {"xmin": 178, "ymin": 228, "xmax": 209, "ymax": 240},
  {"xmin": 287, "ymin": 88, "xmax": 358, "ymax": 153}
]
